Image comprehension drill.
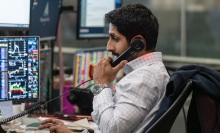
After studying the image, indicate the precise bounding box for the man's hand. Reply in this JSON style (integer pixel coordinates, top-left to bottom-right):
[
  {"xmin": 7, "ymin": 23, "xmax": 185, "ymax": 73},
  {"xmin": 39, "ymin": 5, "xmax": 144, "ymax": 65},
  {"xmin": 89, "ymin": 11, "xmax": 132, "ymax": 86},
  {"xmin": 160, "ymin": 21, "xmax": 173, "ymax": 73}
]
[
  {"xmin": 93, "ymin": 57, "xmax": 127, "ymax": 84},
  {"xmin": 39, "ymin": 118, "xmax": 74, "ymax": 133}
]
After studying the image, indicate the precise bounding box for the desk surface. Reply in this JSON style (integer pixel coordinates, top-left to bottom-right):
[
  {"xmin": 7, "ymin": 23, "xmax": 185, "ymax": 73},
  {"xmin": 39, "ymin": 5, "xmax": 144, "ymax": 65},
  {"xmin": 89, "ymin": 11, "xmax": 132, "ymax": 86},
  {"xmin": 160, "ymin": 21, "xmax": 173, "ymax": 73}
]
[
  {"xmin": 29, "ymin": 114, "xmax": 92, "ymax": 121},
  {"xmin": 2, "ymin": 114, "xmax": 94, "ymax": 133}
]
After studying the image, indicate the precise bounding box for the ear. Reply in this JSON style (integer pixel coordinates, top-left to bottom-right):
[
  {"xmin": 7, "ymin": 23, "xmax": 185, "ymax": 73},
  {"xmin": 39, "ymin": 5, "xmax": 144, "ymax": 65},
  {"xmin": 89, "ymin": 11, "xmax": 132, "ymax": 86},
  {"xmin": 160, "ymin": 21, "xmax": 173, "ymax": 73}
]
[{"xmin": 130, "ymin": 35, "xmax": 146, "ymax": 52}]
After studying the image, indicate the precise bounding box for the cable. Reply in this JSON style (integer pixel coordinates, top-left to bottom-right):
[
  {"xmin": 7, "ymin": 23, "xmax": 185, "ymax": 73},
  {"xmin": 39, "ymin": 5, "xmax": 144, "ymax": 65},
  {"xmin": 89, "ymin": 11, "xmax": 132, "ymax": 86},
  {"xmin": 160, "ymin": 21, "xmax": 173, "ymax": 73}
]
[
  {"xmin": 85, "ymin": 83, "xmax": 95, "ymax": 90},
  {"xmin": 43, "ymin": 79, "xmax": 93, "ymax": 107},
  {"xmin": 0, "ymin": 79, "xmax": 93, "ymax": 125}
]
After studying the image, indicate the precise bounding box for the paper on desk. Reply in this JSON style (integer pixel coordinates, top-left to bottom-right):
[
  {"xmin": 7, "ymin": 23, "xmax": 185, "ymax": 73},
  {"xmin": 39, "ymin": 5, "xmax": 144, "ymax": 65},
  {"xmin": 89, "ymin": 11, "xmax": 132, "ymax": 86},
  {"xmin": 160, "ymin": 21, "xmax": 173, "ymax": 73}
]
[
  {"xmin": 67, "ymin": 118, "xmax": 98, "ymax": 130},
  {"xmin": 0, "ymin": 100, "xmax": 14, "ymax": 118},
  {"xmin": 37, "ymin": 116, "xmax": 71, "ymax": 125}
]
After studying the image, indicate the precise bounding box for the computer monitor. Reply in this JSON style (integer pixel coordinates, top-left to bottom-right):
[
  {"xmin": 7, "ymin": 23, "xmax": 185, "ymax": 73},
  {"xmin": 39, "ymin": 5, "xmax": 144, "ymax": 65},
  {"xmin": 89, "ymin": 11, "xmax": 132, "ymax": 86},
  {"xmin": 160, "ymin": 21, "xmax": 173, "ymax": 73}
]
[
  {"xmin": 28, "ymin": 0, "xmax": 62, "ymax": 41},
  {"xmin": 73, "ymin": 47, "xmax": 109, "ymax": 88},
  {"xmin": 73, "ymin": 47, "xmax": 124, "ymax": 89},
  {"xmin": 39, "ymin": 49, "xmax": 51, "ymax": 102},
  {"xmin": 76, "ymin": 0, "xmax": 122, "ymax": 39},
  {"xmin": 0, "ymin": 0, "xmax": 31, "ymax": 31},
  {"xmin": 0, "ymin": 36, "xmax": 40, "ymax": 103}
]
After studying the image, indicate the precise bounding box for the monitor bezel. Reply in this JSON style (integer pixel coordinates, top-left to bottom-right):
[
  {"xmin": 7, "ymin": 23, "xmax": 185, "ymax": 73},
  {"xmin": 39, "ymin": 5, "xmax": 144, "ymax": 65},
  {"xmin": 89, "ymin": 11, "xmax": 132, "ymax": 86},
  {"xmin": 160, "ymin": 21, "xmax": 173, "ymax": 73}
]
[{"xmin": 0, "ymin": 0, "xmax": 32, "ymax": 31}]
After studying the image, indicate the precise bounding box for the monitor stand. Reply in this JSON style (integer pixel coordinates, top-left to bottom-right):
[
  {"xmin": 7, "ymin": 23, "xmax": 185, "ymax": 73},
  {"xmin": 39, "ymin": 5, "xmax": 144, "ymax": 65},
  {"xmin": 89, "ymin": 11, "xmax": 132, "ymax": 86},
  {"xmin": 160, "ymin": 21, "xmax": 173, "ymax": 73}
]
[{"xmin": 12, "ymin": 103, "xmax": 26, "ymax": 122}]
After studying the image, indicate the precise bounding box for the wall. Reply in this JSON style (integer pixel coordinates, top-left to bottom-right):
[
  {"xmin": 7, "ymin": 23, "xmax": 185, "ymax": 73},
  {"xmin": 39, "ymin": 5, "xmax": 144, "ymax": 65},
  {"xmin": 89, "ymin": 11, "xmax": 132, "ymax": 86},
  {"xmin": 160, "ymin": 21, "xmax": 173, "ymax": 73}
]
[{"xmin": 55, "ymin": 0, "xmax": 220, "ymax": 68}]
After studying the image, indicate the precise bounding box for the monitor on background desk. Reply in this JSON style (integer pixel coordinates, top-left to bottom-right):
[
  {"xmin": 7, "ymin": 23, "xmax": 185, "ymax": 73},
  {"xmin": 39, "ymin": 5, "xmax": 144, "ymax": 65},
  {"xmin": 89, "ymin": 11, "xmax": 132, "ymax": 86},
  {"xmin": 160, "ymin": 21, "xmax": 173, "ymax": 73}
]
[
  {"xmin": 28, "ymin": 0, "xmax": 62, "ymax": 41},
  {"xmin": 70, "ymin": 48, "xmax": 124, "ymax": 115},
  {"xmin": 73, "ymin": 47, "xmax": 124, "ymax": 89},
  {"xmin": 39, "ymin": 49, "xmax": 51, "ymax": 102},
  {"xmin": 73, "ymin": 47, "xmax": 111, "ymax": 89},
  {"xmin": 76, "ymin": 0, "xmax": 122, "ymax": 39}
]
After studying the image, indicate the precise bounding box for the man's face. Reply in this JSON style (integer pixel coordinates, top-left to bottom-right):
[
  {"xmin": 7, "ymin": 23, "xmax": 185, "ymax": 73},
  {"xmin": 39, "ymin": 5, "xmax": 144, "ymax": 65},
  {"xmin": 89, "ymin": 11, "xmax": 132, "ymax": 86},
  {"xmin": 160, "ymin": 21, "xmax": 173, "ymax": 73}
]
[{"xmin": 106, "ymin": 23, "xmax": 129, "ymax": 58}]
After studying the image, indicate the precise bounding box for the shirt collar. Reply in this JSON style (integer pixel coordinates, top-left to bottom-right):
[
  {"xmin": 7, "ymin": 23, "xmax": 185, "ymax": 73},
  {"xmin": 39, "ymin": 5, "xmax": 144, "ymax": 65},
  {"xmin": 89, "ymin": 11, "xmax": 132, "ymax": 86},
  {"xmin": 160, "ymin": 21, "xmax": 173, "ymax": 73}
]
[{"xmin": 123, "ymin": 52, "xmax": 163, "ymax": 75}]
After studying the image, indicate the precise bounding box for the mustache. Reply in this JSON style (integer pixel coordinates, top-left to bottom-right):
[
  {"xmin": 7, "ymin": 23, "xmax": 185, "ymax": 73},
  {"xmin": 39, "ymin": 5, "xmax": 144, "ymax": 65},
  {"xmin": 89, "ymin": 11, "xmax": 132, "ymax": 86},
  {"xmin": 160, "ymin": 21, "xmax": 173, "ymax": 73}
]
[{"xmin": 112, "ymin": 52, "xmax": 120, "ymax": 57}]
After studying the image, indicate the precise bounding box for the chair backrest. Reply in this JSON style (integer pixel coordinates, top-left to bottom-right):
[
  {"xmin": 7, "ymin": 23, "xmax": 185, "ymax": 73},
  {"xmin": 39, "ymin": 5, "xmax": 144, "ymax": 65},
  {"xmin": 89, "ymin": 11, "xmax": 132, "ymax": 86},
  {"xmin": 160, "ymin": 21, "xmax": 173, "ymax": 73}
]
[
  {"xmin": 187, "ymin": 87, "xmax": 220, "ymax": 133},
  {"xmin": 142, "ymin": 80, "xmax": 193, "ymax": 133},
  {"xmin": 143, "ymin": 64, "xmax": 220, "ymax": 133}
]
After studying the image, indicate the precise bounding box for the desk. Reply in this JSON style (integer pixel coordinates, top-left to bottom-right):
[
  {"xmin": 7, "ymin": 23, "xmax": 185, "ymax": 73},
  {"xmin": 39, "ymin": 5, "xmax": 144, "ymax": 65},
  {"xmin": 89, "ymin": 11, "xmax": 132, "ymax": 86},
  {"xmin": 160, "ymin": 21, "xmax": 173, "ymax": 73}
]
[
  {"xmin": 1, "ymin": 117, "xmax": 48, "ymax": 133},
  {"xmin": 1, "ymin": 115, "xmax": 95, "ymax": 133},
  {"xmin": 29, "ymin": 114, "xmax": 92, "ymax": 121}
]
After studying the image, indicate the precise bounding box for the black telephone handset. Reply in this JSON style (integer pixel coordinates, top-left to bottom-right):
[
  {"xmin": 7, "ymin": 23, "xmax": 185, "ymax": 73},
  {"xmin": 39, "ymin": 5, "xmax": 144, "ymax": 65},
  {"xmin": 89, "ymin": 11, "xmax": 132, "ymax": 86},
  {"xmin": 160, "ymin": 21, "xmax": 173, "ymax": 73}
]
[{"xmin": 110, "ymin": 38, "xmax": 145, "ymax": 67}]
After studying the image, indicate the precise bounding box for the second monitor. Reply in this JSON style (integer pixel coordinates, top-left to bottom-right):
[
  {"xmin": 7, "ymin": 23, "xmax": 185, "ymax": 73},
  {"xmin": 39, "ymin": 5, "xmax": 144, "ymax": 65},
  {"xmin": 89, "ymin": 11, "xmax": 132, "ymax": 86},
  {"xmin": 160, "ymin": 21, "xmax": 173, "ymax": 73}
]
[{"xmin": 29, "ymin": 0, "xmax": 62, "ymax": 41}]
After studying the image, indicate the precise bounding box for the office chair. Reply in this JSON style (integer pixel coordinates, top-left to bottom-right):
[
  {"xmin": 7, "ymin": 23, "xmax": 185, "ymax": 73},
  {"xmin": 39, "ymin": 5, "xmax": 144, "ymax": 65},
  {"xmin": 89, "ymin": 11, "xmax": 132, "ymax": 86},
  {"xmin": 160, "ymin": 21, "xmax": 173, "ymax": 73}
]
[
  {"xmin": 67, "ymin": 88, "xmax": 94, "ymax": 115},
  {"xmin": 143, "ymin": 64, "xmax": 220, "ymax": 133},
  {"xmin": 187, "ymin": 85, "xmax": 220, "ymax": 133},
  {"xmin": 142, "ymin": 80, "xmax": 193, "ymax": 133}
]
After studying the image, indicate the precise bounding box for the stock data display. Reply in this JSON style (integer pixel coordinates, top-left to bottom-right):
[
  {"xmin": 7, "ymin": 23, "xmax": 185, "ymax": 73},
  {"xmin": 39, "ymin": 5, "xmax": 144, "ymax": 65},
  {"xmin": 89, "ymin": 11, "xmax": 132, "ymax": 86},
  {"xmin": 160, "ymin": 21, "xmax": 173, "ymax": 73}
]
[{"xmin": 0, "ymin": 37, "xmax": 39, "ymax": 102}]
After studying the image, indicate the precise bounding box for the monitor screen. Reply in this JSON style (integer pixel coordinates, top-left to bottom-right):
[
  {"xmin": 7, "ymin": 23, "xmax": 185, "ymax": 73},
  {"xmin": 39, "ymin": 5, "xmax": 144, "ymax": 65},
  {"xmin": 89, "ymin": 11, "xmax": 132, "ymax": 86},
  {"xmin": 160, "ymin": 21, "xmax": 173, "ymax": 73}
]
[
  {"xmin": 29, "ymin": 0, "xmax": 62, "ymax": 41},
  {"xmin": 76, "ymin": 0, "xmax": 122, "ymax": 39},
  {"xmin": 0, "ymin": 0, "xmax": 31, "ymax": 31},
  {"xmin": 39, "ymin": 49, "xmax": 51, "ymax": 102},
  {"xmin": 0, "ymin": 36, "xmax": 40, "ymax": 103},
  {"xmin": 73, "ymin": 47, "xmax": 124, "ymax": 89}
]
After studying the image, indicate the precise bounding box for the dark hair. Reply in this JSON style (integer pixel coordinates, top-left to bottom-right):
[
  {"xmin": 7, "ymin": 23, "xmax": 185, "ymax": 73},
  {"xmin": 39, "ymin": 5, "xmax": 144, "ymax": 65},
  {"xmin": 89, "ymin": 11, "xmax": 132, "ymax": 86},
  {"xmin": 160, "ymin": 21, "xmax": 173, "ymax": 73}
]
[{"xmin": 105, "ymin": 4, "xmax": 159, "ymax": 51}]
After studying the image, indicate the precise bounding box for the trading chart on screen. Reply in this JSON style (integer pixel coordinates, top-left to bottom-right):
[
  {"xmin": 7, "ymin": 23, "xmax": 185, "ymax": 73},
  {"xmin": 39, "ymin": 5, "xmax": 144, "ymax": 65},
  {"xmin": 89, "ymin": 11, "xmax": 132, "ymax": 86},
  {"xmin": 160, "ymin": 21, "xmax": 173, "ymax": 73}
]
[{"xmin": 0, "ymin": 37, "xmax": 39, "ymax": 102}]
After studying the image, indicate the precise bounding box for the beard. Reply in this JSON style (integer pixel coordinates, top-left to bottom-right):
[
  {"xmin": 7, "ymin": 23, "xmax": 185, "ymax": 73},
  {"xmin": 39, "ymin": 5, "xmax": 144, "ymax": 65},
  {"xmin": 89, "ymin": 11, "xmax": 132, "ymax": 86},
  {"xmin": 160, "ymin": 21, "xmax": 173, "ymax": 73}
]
[{"xmin": 112, "ymin": 52, "xmax": 120, "ymax": 57}]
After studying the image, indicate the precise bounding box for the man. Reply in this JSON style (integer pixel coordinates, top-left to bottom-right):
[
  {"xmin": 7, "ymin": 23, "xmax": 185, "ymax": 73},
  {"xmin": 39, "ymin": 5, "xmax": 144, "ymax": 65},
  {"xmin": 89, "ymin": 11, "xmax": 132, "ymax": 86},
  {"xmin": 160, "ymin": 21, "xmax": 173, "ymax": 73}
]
[{"xmin": 39, "ymin": 3, "xmax": 169, "ymax": 133}]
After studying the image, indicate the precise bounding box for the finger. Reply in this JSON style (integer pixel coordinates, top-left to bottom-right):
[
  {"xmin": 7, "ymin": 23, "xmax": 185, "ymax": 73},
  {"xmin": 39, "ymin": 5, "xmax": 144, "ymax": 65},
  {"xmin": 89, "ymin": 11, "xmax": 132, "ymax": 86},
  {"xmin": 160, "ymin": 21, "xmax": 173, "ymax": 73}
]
[
  {"xmin": 39, "ymin": 124, "xmax": 52, "ymax": 129},
  {"xmin": 41, "ymin": 118, "xmax": 63, "ymax": 125},
  {"xmin": 113, "ymin": 60, "xmax": 127, "ymax": 71},
  {"xmin": 101, "ymin": 56, "xmax": 113, "ymax": 66},
  {"xmin": 97, "ymin": 58, "xmax": 106, "ymax": 66},
  {"xmin": 41, "ymin": 119, "xmax": 53, "ymax": 124},
  {"xmin": 49, "ymin": 125, "xmax": 66, "ymax": 133},
  {"xmin": 53, "ymin": 119, "xmax": 64, "ymax": 125},
  {"xmin": 98, "ymin": 57, "xmax": 112, "ymax": 64},
  {"xmin": 100, "ymin": 57, "xmax": 106, "ymax": 61},
  {"xmin": 105, "ymin": 57, "xmax": 113, "ymax": 62},
  {"xmin": 49, "ymin": 125, "xmax": 57, "ymax": 133}
]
